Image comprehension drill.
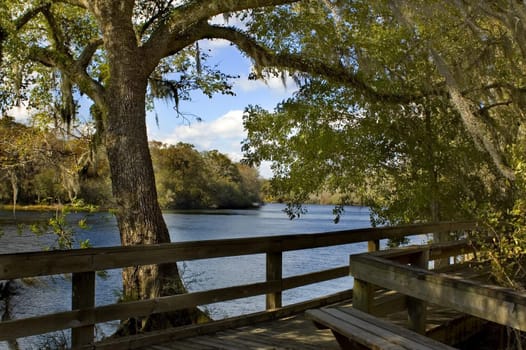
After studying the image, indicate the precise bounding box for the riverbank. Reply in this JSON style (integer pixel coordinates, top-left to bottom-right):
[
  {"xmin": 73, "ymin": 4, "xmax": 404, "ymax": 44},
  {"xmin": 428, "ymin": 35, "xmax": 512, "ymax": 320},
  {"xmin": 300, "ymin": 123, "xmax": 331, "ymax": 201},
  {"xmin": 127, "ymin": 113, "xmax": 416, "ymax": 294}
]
[
  {"xmin": 0, "ymin": 202, "xmax": 264, "ymax": 213},
  {"xmin": 0, "ymin": 203, "xmax": 101, "ymax": 212}
]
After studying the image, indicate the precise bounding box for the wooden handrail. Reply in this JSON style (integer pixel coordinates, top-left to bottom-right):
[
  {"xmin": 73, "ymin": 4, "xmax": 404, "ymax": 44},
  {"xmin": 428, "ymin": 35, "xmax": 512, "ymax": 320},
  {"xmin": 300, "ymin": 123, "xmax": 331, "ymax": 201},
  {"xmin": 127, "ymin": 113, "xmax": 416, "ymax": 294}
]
[
  {"xmin": 0, "ymin": 221, "xmax": 480, "ymax": 348},
  {"xmin": 350, "ymin": 246, "xmax": 526, "ymax": 332},
  {"xmin": 0, "ymin": 221, "xmax": 477, "ymax": 279}
]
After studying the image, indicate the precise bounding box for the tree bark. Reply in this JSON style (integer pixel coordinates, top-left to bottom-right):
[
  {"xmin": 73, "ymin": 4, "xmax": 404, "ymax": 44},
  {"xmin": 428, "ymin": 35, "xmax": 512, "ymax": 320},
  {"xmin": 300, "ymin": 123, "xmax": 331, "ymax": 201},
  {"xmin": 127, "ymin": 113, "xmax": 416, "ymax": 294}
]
[
  {"xmin": 103, "ymin": 56, "xmax": 197, "ymax": 331},
  {"xmin": 97, "ymin": 5, "xmax": 196, "ymax": 330},
  {"xmin": 9, "ymin": 171, "xmax": 17, "ymax": 216}
]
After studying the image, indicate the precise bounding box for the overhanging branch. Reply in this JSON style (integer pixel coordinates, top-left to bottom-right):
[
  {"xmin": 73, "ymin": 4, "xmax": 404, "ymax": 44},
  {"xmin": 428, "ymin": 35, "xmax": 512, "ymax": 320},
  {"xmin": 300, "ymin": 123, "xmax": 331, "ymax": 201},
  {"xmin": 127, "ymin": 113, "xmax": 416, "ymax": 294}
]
[
  {"xmin": 203, "ymin": 24, "xmax": 427, "ymax": 104},
  {"xmin": 41, "ymin": 6, "xmax": 67, "ymax": 52},
  {"xmin": 143, "ymin": 0, "xmax": 299, "ymax": 58}
]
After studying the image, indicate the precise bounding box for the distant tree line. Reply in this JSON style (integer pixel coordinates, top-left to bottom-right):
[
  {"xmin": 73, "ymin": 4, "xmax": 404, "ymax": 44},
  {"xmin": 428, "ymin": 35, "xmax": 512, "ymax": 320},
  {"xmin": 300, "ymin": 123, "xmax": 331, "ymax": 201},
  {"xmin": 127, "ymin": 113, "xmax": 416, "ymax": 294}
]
[
  {"xmin": 0, "ymin": 116, "xmax": 262, "ymax": 210},
  {"xmin": 150, "ymin": 141, "xmax": 261, "ymax": 209}
]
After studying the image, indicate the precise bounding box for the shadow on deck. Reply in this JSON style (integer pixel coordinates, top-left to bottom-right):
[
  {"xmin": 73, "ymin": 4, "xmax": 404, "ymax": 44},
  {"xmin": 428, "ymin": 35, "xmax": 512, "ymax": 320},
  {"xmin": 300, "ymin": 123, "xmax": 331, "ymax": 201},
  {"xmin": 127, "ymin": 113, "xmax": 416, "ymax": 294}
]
[{"xmin": 143, "ymin": 313, "xmax": 340, "ymax": 350}]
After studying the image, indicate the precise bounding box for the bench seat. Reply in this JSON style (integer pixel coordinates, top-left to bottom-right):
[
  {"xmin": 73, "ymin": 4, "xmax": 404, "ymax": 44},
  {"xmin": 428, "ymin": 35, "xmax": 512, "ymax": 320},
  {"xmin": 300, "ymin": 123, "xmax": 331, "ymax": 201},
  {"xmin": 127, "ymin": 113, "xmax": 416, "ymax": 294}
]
[{"xmin": 305, "ymin": 307, "xmax": 456, "ymax": 350}]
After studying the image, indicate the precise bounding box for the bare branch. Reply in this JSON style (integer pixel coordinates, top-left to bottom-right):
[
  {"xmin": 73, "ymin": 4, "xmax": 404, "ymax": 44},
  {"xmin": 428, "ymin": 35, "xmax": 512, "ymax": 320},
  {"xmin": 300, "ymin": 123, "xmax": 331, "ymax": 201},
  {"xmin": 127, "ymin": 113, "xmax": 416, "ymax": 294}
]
[{"xmin": 478, "ymin": 100, "xmax": 513, "ymax": 113}]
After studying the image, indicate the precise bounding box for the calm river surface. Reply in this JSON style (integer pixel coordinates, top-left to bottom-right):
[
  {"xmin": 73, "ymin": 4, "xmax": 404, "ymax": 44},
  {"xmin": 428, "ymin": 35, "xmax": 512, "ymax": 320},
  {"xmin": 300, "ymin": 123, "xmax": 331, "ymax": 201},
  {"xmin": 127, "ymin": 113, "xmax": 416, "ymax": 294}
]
[{"xmin": 0, "ymin": 203, "xmax": 390, "ymax": 348}]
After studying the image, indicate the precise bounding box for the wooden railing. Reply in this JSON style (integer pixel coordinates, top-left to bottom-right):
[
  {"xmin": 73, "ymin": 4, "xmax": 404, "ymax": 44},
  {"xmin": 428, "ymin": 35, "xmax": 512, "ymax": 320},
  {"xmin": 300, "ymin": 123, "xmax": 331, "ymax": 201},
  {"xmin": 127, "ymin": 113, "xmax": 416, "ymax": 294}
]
[
  {"xmin": 350, "ymin": 240, "xmax": 526, "ymax": 334},
  {"xmin": 0, "ymin": 221, "xmax": 479, "ymax": 349}
]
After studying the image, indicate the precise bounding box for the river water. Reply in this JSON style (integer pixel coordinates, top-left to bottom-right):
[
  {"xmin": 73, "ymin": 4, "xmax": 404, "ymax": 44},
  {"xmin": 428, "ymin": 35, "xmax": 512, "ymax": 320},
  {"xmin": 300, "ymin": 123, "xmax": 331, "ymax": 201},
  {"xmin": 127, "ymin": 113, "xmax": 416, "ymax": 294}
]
[{"xmin": 0, "ymin": 204, "xmax": 376, "ymax": 348}]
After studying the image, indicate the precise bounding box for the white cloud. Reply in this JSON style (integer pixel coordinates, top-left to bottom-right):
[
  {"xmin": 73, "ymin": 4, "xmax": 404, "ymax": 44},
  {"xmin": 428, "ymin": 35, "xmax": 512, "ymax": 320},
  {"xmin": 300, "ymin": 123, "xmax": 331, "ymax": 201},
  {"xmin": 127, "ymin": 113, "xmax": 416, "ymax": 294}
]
[
  {"xmin": 209, "ymin": 14, "xmax": 247, "ymax": 30},
  {"xmin": 158, "ymin": 109, "xmax": 274, "ymax": 178},
  {"xmin": 163, "ymin": 109, "xmax": 246, "ymax": 154},
  {"xmin": 5, "ymin": 105, "xmax": 30, "ymax": 123},
  {"xmin": 201, "ymin": 38, "xmax": 231, "ymax": 50}
]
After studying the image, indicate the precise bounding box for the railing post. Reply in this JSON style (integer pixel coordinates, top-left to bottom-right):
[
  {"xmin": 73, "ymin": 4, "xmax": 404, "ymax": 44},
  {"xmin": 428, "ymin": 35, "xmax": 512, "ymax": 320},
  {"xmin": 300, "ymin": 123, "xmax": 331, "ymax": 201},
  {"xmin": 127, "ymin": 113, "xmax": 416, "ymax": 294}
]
[
  {"xmin": 72, "ymin": 271, "xmax": 95, "ymax": 348},
  {"xmin": 368, "ymin": 239, "xmax": 380, "ymax": 252},
  {"xmin": 434, "ymin": 231, "xmax": 451, "ymax": 269},
  {"xmin": 407, "ymin": 249, "xmax": 429, "ymax": 334},
  {"xmin": 266, "ymin": 252, "xmax": 282, "ymax": 309},
  {"xmin": 352, "ymin": 278, "xmax": 374, "ymax": 313}
]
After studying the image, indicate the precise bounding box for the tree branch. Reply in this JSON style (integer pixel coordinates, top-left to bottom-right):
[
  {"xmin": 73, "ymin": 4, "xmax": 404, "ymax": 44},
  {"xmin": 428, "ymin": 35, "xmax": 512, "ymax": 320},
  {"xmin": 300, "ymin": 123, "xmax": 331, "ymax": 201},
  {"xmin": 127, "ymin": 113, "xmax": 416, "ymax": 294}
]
[
  {"xmin": 170, "ymin": 0, "xmax": 300, "ymax": 30},
  {"xmin": 78, "ymin": 38, "xmax": 103, "ymax": 68},
  {"xmin": 391, "ymin": 0, "xmax": 516, "ymax": 181},
  {"xmin": 202, "ymin": 24, "xmax": 427, "ymax": 104},
  {"xmin": 41, "ymin": 6, "xmax": 67, "ymax": 52},
  {"xmin": 138, "ymin": 1, "xmax": 173, "ymax": 38},
  {"xmin": 15, "ymin": 4, "xmax": 50, "ymax": 30},
  {"xmin": 1, "ymin": 1, "xmax": 86, "ymax": 63},
  {"xmin": 143, "ymin": 0, "xmax": 299, "ymax": 59},
  {"xmin": 430, "ymin": 47, "xmax": 515, "ymax": 181},
  {"xmin": 29, "ymin": 46, "xmax": 106, "ymax": 109},
  {"xmin": 478, "ymin": 100, "xmax": 513, "ymax": 114}
]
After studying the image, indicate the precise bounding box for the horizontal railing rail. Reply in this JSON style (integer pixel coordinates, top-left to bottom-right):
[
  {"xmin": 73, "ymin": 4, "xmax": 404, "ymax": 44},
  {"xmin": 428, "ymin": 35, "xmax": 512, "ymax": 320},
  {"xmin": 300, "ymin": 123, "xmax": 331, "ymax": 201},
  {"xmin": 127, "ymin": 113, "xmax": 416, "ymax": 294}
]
[{"xmin": 0, "ymin": 221, "xmax": 480, "ymax": 348}]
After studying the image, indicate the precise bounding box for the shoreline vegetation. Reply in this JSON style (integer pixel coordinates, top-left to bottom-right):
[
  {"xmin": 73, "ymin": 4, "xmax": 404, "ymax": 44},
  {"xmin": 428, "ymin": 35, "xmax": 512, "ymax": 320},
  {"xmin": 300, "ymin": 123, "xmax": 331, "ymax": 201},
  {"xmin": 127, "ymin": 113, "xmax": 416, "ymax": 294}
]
[
  {"xmin": 0, "ymin": 203, "xmax": 264, "ymax": 213},
  {"xmin": 1, "ymin": 118, "xmax": 363, "ymax": 213},
  {"xmin": 0, "ymin": 203, "xmax": 101, "ymax": 212},
  {"xmin": 0, "ymin": 117, "xmax": 263, "ymax": 212},
  {"xmin": 0, "ymin": 200, "xmax": 354, "ymax": 213},
  {"xmin": 0, "ymin": 198, "xmax": 362, "ymax": 214}
]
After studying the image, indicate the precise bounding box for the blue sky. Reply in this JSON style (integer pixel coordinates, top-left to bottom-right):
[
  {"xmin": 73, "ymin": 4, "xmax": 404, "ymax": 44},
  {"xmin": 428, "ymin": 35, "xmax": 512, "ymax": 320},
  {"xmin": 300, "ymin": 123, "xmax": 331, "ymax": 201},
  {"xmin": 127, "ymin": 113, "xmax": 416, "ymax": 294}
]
[{"xmin": 145, "ymin": 39, "xmax": 299, "ymax": 178}]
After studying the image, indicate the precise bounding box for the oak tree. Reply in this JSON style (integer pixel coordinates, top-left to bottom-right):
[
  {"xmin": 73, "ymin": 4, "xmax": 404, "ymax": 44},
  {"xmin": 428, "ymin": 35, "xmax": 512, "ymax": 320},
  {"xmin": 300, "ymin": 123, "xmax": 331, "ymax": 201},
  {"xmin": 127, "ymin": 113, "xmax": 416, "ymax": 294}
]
[{"xmin": 1, "ymin": 0, "xmax": 374, "ymax": 331}]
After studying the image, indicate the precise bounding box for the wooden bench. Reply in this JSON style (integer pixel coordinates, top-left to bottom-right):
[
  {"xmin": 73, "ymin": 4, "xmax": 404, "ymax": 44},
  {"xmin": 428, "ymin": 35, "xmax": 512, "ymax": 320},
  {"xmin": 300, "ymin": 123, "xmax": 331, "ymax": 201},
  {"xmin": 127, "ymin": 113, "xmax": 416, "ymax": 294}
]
[{"xmin": 305, "ymin": 307, "xmax": 456, "ymax": 350}]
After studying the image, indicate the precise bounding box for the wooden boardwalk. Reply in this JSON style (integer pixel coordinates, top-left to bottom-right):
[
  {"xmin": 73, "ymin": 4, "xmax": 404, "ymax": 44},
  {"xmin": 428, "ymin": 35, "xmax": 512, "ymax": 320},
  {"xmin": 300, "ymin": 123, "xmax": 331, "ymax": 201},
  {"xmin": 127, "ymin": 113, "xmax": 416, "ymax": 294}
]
[
  {"xmin": 142, "ymin": 314, "xmax": 340, "ymax": 350},
  {"xmin": 138, "ymin": 300, "xmax": 480, "ymax": 350},
  {"xmin": 138, "ymin": 261, "xmax": 493, "ymax": 350},
  {"xmin": 0, "ymin": 221, "xmax": 485, "ymax": 349}
]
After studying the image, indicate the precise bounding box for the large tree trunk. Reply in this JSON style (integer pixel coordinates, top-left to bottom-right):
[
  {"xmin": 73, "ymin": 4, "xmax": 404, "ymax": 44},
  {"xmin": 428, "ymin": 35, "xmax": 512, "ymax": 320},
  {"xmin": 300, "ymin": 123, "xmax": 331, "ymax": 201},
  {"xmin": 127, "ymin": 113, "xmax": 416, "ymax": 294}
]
[
  {"xmin": 99, "ymin": 9, "xmax": 198, "ymax": 331},
  {"xmin": 104, "ymin": 63, "xmax": 199, "ymax": 331}
]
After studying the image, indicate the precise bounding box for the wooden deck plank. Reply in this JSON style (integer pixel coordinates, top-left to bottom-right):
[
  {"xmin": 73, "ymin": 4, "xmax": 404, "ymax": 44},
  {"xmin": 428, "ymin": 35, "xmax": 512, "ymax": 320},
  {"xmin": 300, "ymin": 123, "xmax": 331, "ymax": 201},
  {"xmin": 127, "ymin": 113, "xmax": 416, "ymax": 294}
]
[
  {"xmin": 141, "ymin": 313, "xmax": 340, "ymax": 350},
  {"xmin": 158, "ymin": 340, "xmax": 213, "ymax": 350},
  {"xmin": 179, "ymin": 336, "xmax": 248, "ymax": 350},
  {"xmin": 207, "ymin": 333, "xmax": 277, "ymax": 349},
  {"xmin": 140, "ymin": 294, "xmax": 478, "ymax": 350},
  {"xmin": 148, "ymin": 346, "xmax": 174, "ymax": 350},
  {"xmin": 230, "ymin": 332, "xmax": 326, "ymax": 350}
]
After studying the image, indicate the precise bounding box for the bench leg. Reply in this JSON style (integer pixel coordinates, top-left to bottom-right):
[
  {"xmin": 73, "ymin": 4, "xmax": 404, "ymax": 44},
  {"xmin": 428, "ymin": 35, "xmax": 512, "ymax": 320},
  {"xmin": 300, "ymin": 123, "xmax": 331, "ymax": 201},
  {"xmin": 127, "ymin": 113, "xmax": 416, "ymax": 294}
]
[
  {"xmin": 332, "ymin": 331, "xmax": 369, "ymax": 350},
  {"xmin": 313, "ymin": 321, "xmax": 328, "ymax": 330},
  {"xmin": 407, "ymin": 297, "xmax": 427, "ymax": 334}
]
